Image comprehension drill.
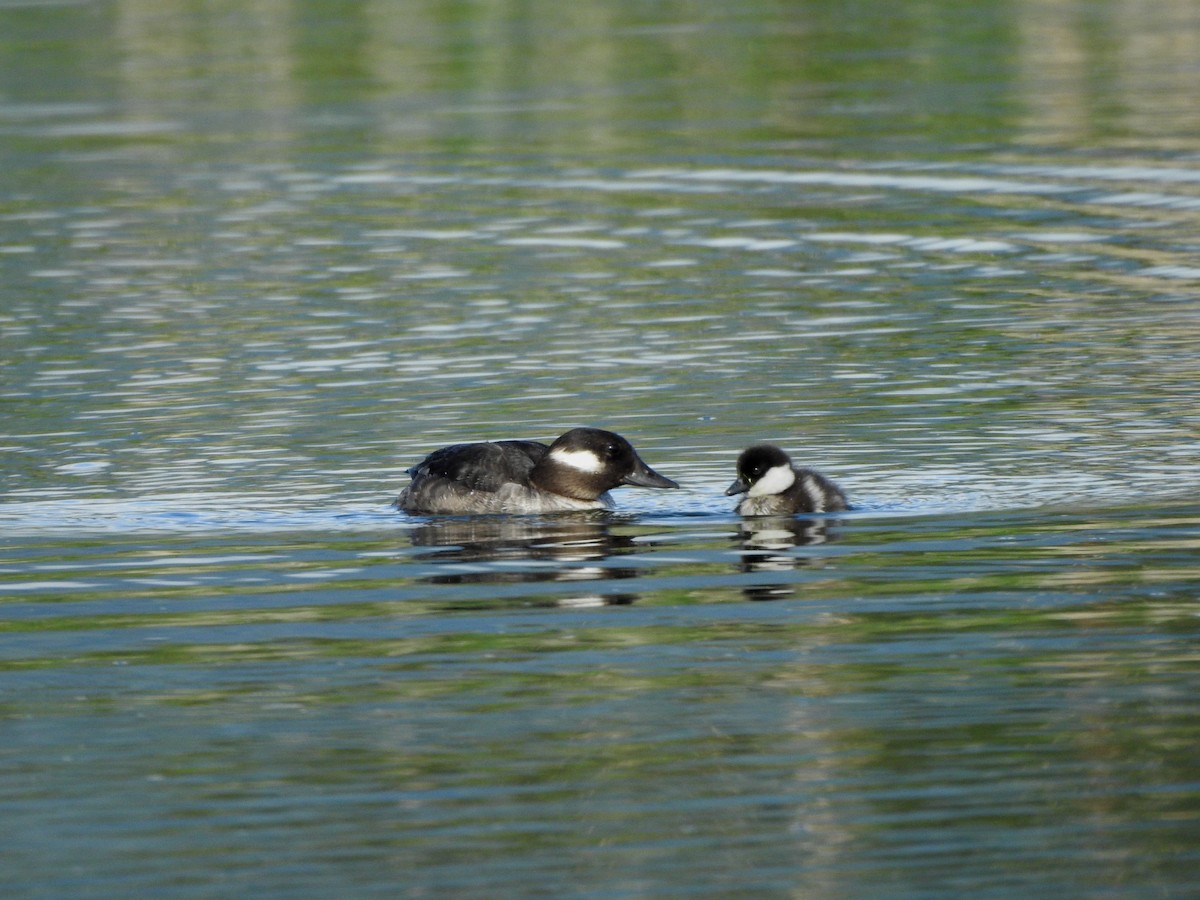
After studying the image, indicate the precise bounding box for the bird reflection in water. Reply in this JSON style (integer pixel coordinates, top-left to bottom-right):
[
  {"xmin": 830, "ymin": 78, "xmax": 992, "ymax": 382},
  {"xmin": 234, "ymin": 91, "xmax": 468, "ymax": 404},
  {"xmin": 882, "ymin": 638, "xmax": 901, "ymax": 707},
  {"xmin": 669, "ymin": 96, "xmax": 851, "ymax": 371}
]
[
  {"xmin": 735, "ymin": 516, "xmax": 842, "ymax": 601},
  {"xmin": 408, "ymin": 516, "xmax": 639, "ymax": 606}
]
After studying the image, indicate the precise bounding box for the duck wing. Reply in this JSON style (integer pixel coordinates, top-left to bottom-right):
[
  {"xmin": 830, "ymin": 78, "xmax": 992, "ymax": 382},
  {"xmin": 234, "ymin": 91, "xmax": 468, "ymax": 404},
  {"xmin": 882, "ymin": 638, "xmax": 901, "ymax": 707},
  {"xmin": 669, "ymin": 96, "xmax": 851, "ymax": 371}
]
[{"xmin": 408, "ymin": 440, "xmax": 549, "ymax": 492}]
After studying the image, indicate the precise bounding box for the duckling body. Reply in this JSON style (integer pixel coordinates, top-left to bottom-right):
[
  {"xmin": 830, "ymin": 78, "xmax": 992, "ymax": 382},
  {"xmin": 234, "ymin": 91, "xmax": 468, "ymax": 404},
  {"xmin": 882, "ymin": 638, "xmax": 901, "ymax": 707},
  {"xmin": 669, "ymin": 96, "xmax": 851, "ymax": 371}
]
[{"xmin": 726, "ymin": 444, "xmax": 848, "ymax": 516}]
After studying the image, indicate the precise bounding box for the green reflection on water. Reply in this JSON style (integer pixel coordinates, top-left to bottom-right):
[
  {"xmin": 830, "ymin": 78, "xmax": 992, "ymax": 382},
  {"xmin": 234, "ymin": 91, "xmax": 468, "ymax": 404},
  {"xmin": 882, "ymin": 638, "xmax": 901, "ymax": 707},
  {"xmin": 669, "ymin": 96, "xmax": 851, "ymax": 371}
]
[{"xmin": 3, "ymin": 0, "xmax": 1200, "ymax": 160}]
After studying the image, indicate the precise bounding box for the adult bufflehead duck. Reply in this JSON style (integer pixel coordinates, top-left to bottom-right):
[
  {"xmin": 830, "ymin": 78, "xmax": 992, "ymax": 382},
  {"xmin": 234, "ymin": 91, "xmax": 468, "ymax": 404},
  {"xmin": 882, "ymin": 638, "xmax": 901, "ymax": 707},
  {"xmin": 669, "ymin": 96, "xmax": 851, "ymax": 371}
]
[
  {"xmin": 726, "ymin": 444, "xmax": 849, "ymax": 516},
  {"xmin": 396, "ymin": 427, "xmax": 679, "ymax": 515}
]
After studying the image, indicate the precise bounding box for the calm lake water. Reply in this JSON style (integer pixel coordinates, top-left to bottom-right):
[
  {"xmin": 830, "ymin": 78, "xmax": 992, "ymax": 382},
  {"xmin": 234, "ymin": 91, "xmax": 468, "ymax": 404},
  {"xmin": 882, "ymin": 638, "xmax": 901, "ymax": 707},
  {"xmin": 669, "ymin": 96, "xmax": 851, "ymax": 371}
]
[{"xmin": 3, "ymin": 0, "xmax": 1200, "ymax": 895}]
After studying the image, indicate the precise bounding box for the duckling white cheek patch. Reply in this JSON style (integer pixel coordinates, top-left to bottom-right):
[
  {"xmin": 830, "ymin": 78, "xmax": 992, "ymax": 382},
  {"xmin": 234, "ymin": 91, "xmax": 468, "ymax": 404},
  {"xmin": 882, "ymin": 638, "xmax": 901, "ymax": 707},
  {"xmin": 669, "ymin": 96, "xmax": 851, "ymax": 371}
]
[
  {"xmin": 748, "ymin": 463, "xmax": 796, "ymax": 497},
  {"xmin": 549, "ymin": 448, "xmax": 604, "ymax": 474}
]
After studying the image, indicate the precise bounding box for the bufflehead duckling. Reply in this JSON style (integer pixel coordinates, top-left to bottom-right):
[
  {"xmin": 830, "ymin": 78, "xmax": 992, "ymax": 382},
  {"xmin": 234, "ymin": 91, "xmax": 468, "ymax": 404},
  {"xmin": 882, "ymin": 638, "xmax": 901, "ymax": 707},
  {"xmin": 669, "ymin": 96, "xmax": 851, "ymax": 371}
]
[
  {"xmin": 397, "ymin": 427, "xmax": 679, "ymax": 515},
  {"xmin": 726, "ymin": 444, "xmax": 849, "ymax": 516}
]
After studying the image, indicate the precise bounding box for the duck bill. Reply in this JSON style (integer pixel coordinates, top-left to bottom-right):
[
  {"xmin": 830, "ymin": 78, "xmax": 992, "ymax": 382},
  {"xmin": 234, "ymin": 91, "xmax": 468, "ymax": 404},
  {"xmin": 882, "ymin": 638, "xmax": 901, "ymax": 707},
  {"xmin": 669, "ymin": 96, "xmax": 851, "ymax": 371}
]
[
  {"xmin": 725, "ymin": 477, "xmax": 749, "ymax": 496},
  {"xmin": 621, "ymin": 458, "xmax": 679, "ymax": 490}
]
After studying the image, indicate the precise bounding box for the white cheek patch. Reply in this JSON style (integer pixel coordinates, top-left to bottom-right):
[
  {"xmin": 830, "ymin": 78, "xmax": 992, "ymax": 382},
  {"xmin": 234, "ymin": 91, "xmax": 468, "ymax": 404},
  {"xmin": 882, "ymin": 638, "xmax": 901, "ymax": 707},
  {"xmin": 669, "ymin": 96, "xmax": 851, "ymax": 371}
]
[
  {"xmin": 747, "ymin": 463, "xmax": 796, "ymax": 497},
  {"xmin": 549, "ymin": 447, "xmax": 605, "ymax": 474}
]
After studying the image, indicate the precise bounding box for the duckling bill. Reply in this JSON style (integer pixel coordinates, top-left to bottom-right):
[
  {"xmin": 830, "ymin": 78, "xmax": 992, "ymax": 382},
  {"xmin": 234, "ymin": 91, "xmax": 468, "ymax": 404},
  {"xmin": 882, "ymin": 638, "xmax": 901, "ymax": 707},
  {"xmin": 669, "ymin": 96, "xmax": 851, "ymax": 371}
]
[
  {"xmin": 726, "ymin": 444, "xmax": 848, "ymax": 516},
  {"xmin": 397, "ymin": 427, "xmax": 678, "ymax": 515}
]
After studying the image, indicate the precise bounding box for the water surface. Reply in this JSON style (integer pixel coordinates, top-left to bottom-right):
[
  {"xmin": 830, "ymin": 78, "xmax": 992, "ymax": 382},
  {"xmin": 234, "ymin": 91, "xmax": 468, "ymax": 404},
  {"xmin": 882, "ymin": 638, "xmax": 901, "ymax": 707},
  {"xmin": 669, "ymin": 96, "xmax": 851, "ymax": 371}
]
[{"xmin": 3, "ymin": 0, "xmax": 1200, "ymax": 896}]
